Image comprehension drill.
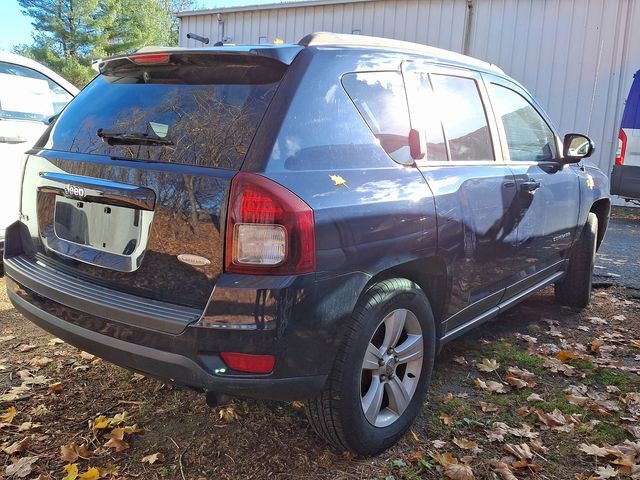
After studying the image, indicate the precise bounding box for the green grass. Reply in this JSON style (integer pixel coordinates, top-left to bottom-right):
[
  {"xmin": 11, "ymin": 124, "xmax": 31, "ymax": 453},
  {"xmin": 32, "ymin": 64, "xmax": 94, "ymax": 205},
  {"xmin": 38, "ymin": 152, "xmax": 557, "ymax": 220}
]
[
  {"xmin": 473, "ymin": 340, "xmax": 546, "ymax": 375},
  {"xmin": 584, "ymin": 368, "xmax": 639, "ymax": 392},
  {"xmin": 585, "ymin": 422, "xmax": 629, "ymax": 445}
]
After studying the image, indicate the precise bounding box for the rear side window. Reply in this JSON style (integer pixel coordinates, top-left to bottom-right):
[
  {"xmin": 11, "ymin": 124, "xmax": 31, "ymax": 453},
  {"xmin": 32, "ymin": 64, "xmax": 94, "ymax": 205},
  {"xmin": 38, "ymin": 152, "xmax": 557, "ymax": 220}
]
[
  {"xmin": 489, "ymin": 83, "xmax": 556, "ymax": 161},
  {"xmin": 48, "ymin": 56, "xmax": 285, "ymax": 170},
  {"xmin": 0, "ymin": 61, "xmax": 73, "ymax": 123},
  {"xmin": 412, "ymin": 73, "xmax": 448, "ymax": 162},
  {"xmin": 342, "ymin": 71, "xmax": 412, "ymax": 164},
  {"xmin": 431, "ymin": 75, "xmax": 494, "ymax": 161}
]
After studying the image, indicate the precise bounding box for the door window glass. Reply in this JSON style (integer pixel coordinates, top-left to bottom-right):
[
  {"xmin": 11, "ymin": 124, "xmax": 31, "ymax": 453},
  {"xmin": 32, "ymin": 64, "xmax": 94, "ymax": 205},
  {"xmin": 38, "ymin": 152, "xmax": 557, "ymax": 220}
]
[
  {"xmin": 0, "ymin": 62, "xmax": 73, "ymax": 122},
  {"xmin": 413, "ymin": 73, "xmax": 448, "ymax": 161},
  {"xmin": 490, "ymin": 83, "xmax": 557, "ymax": 161},
  {"xmin": 430, "ymin": 74, "xmax": 494, "ymax": 161},
  {"xmin": 342, "ymin": 71, "xmax": 412, "ymax": 164}
]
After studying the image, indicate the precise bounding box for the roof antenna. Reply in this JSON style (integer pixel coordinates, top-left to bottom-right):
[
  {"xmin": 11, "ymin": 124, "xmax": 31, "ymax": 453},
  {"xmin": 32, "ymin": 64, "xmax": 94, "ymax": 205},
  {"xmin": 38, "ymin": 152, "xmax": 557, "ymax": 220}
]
[{"xmin": 186, "ymin": 33, "xmax": 209, "ymax": 44}]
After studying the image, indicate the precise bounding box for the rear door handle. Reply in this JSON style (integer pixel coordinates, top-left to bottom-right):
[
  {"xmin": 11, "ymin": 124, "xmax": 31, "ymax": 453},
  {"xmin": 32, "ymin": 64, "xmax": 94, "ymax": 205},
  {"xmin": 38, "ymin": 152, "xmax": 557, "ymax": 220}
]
[
  {"xmin": 0, "ymin": 135, "xmax": 27, "ymax": 144},
  {"xmin": 520, "ymin": 179, "xmax": 542, "ymax": 192}
]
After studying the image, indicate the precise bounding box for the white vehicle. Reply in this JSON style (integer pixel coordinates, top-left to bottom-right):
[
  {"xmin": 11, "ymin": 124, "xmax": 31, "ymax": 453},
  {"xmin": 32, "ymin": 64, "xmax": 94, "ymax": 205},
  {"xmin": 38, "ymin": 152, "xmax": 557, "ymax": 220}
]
[{"xmin": 0, "ymin": 52, "xmax": 79, "ymax": 261}]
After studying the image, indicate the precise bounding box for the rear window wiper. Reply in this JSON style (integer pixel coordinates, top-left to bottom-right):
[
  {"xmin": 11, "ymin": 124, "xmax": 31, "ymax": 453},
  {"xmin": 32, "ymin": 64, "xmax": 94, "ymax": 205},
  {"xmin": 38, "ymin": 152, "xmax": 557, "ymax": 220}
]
[{"xmin": 97, "ymin": 128, "xmax": 173, "ymax": 146}]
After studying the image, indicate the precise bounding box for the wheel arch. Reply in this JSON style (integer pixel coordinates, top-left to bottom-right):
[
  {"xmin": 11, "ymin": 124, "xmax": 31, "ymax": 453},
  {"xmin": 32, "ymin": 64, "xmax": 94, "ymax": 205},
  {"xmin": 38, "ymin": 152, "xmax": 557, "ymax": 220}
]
[
  {"xmin": 590, "ymin": 198, "xmax": 610, "ymax": 250},
  {"xmin": 359, "ymin": 257, "xmax": 449, "ymax": 343}
]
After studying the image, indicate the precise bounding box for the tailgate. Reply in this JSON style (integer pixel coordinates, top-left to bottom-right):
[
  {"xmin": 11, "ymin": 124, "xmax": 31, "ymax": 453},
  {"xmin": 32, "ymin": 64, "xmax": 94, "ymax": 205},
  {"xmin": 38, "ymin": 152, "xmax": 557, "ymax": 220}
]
[{"xmin": 21, "ymin": 152, "xmax": 232, "ymax": 310}]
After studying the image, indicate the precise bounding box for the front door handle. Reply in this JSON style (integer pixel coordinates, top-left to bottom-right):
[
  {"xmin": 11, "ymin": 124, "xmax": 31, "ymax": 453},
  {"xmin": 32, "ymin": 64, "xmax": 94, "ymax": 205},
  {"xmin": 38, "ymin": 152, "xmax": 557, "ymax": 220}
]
[
  {"xmin": 0, "ymin": 135, "xmax": 27, "ymax": 144},
  {"xmin": 520, "ymin": 179, "xmax": 542, "ymax": 192}
]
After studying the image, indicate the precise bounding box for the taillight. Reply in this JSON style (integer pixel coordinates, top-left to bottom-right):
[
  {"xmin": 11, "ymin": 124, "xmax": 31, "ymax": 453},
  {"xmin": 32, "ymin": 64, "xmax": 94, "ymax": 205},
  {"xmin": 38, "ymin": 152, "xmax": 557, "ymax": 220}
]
[
  {"xmin": 220, "ymin": 352, "xmax": 275, "ymax": 374},
  {"xmin": 616, "ymin": 129, "xmax": 627, "ymax": 165},
  {"xmin": 225, "ymin": 172, "xmax": 316, "ymax": 275},
  {"xmin": 130, "ymin": 53, "xmax": 171, "ymax": 65}
]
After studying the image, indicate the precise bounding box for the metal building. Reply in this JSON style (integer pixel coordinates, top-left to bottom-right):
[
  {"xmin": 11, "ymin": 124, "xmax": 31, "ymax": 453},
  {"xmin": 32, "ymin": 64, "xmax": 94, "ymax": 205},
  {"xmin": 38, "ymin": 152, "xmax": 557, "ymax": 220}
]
[{"xmin": 177, "ymin": 0, "xmax": 640, "ymax": 188}]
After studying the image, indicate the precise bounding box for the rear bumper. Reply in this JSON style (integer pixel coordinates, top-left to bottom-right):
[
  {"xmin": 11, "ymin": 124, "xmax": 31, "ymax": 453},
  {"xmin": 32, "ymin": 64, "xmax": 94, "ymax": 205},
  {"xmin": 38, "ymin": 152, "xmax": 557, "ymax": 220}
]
[
  {"xmin": 611, "ymin": 164, "xmax": 640, "ymax": 200},
  {"xmin": 7, "ymin": 280, "xmax": 326, "ymax": 400},
  {"xmin": 3, "ymin": 220, "xmax": 369, "ymax": 401}
]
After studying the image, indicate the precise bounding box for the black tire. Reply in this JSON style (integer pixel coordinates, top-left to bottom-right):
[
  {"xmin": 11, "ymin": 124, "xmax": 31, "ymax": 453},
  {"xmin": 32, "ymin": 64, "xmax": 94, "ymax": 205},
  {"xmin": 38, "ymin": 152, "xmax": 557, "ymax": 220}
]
[
  {"xmin": 555, "ymin": 212, "xmax": 598, "ymax": 308},
  {"xmin": 305, "ymin": 278, "xmax": 436, "ymax": 456}
]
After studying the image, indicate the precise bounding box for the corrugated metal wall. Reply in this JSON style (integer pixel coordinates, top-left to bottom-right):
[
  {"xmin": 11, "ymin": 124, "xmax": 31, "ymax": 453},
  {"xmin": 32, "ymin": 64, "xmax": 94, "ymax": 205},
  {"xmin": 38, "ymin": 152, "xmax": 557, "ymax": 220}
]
[
  {"xmin": 179, "ymin": 0, "xmax": 467, "ymax": 52},
  {"xmin": 469, "ymin": 0, "xmax": 640, "ymax": 176},
  {"xmin": 179, "ymin": 0, "xmax": 640, "ymax": 178}
]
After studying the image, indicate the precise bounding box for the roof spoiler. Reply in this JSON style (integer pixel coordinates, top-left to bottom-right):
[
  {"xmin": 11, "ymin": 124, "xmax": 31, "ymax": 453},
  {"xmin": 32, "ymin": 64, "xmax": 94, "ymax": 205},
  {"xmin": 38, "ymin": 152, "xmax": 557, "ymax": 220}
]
[{"xmin": 93, "ymin": 44, "xmax": 304, "ymax": 74}]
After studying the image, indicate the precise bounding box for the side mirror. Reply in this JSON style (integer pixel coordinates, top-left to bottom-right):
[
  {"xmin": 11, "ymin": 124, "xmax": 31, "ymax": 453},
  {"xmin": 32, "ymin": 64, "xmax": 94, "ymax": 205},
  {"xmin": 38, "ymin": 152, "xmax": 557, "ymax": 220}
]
[
  {"xmin": 563, "ymin": 133, "xmax": 595, "ymax": 163},
  {"xmin": 408, "ymin": 128, "xmax": 426, "ymax": 160}
]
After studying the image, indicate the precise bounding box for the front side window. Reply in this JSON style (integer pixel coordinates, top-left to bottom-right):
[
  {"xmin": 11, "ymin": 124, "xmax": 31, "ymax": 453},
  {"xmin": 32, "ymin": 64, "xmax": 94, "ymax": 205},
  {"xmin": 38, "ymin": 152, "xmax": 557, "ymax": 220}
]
[
  {"xmin": 430, "ymin": 74, "xmax": 494, "ymax": 161},
  {"xmin": 490, "ymin": 83, "xmax": 557, "ymax": 161},
  {"xmin": 342, "ymin": 71, "xmax": 412, "ymax": 164},
  {"xmin": 0, "ymin": 61, "xmax": 73, "ymax": 122}
]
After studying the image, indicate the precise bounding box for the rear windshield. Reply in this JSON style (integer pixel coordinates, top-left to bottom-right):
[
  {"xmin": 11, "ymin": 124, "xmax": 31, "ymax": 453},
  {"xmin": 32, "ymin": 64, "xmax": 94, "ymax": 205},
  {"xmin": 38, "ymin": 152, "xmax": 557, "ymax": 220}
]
[{"xmin": 47, "ymin": 55, "xmax": 285, "ymax": 170}]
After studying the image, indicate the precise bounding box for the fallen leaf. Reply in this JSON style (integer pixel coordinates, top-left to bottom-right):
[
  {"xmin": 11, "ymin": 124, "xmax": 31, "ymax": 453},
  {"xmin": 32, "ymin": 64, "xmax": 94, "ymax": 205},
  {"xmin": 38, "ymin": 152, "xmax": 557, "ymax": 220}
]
[
  {"xmin": 440, "ymin": 412, "xmax": 454, "ymax": 426},
  {"xmin": 432, "ymin": 439, "xmax": 447, "ymax": 449},
  {"xmin": 625, "ymin": 425, "xmax": 640, "ymax": 439},
  {"xmin": 0, "ymin": 335, "xmax": 16, "ymax": 342},
  {"xmin": 505, "ymin": 375, "xmax": 529, "ymax": 389},
  {"xmin": 431, "ymin": 451, "xmax": 459, "ymax": 467},
  {"xmin": 493, "ymin": 461, "xmax": 517, "ymax": 480},
  {"xmin": 78, "ymin": 467, "xmax": 100, "ymax": 480},
  {"xmin": 141, "ymin": 452, "xmax": 164, "ymax": 464},
  {"xmin": 122, "ymin": 423, "xmax": 142, "ymax": 435},
  {"xmin": 590, "ymin": 339, "xmax": 605, "ymax": 353},
  {"xmin": 453, "ymin": 356, "xmax": 468, "ymax": 365},
  {"xmin": 63, "ymin": 464, "xmax": 79, "ymax": 480},
  {"xmin": 29, "ymin": 356, "xmax": 53, "ymax": 368},
  {"xmin": 474, "ymin": 378, "xmax": 508, "ymax": 394},
  {"xmin": 479, "ymin": 401, "xmax": 499, "ymax": 412},
  {"xmin": 79, "ymin": 351, "xmax": 95, "ymax": 361},
  {"xmin": 104, "ymin": 428, "xmax": 129, "ymax": 452},
  {"xmin": 503, "ymin": 443, "xmax": 533, "ymax": 460},
  {"xmin": 444, "ymin": 463, "xmax": 475, "ymax": 480},
  {"xmin": 593, "ymin": 465, "xmax": 618, "ymax": 479},
  {"xmin": 17, "ymin": 421, "xmax": 41, "ymax": 431},
  {"xmin": 60, "ymin": 443, "xmax": 93, "ymax": 463},
  {"xmin": 477, "ymin": 358, "xmax": 500, "ymax": 372},
  {"xmin": 0, "ymin": 406, "xmax": 17, "ymax": 425},
  {"xmin": 218, "ymin": 405, "xmax": 240, "ymax": 423},
  {"xmin": 452, "ymin": 437, "xmax": 480, "ymax": 452},
  {"xmin": 530, "ymin": 439, "xmax": 548, "ymax": 454},
  {"xmin": 1, "ymin": 437, "xmax": 31, "ymax": 454},
  {"xmin": 110, "ymin": 411, "xmax": 130, "ymax": 425},
  {"xmin": 407, "ymin": 450, "xmax": 423, "ymax": 462},
  {"xmin": 48, "ymin": 338, "xmax": 64, "ymax": 346},
  {"xmin": 556, "ymin": 350, "xmax": 578, "ymax": 362},
  {"xmin": 291, "ymin": 401, "xmax": 305, "ymax": 410},
  {"xmin": 47, "ymin": 382, "xmax": 63, "ymax": 395},
  {"xmin": 92, "ymin": 415, "xmax": 110, "ymax": 430},
  {"xmin": 5, "ymin": 456, "xmax": 39, "ymax": 478},
  {"xmin": 526, "ymin": 393, "xmax": 544, "ymax": 402},
  {"xmin": 30, "ymin": 405, "xmax": 49, "ymax": 417},
  {"xmin": 0, "ymin": 385, "xmax": 30, "ymax": 402},
  {"xmin": 578, "ymin": 443, "xmax": 609, "ymax": 457},
  {"xmin": 18, "ymin": 344, "xmax": 37, "ymax": 353}
]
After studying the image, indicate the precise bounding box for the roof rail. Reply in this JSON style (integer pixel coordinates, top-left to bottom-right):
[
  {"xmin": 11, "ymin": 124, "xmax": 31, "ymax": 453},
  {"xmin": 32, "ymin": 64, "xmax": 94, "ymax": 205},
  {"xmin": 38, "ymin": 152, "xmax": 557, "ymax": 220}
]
[{"xmin": 298, "ymin": 32, "xmax": 501, "ymax": 72}]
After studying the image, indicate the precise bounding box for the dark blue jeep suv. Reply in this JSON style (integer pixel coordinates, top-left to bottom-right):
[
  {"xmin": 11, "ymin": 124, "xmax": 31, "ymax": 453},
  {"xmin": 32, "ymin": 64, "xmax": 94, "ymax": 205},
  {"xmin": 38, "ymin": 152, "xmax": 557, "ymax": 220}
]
[{"xmin": 4, "ymin": 33, "xmax": 610, "ymax": 455}]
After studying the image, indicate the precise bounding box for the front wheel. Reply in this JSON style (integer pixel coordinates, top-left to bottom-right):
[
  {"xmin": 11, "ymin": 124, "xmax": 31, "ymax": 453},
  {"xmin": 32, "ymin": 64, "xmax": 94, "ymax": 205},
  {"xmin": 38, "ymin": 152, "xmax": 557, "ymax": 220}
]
[
  {"xmin": 555, "ymin": 212, "xmax": 598, "ymax": 308},
  {"xmin": 305, "ymin": 278, "xmax": 436, "ymax": 456}
]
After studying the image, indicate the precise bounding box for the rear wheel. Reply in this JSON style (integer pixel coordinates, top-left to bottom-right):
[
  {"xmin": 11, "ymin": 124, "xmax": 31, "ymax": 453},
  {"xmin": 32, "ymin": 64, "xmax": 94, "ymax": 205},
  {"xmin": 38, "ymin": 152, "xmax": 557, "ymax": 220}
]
[
  {"xmin": 555, "ymin": 212, "xmax": 598, "ymax": 308},
  {"xmin": 305, "ymin": 278, "xmax": 436, "ymax": 456}
]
